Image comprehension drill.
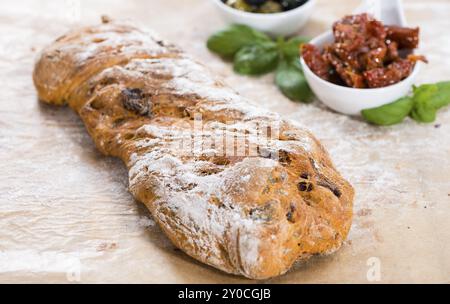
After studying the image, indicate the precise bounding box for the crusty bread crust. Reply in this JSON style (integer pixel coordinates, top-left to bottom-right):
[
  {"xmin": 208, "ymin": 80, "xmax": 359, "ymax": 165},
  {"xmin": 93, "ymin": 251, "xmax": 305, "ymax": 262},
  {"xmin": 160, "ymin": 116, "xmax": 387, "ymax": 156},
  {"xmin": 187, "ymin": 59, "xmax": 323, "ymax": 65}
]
[{"xmin": 33, "ymin": 19, "xmax": 354, "ymax": 280}]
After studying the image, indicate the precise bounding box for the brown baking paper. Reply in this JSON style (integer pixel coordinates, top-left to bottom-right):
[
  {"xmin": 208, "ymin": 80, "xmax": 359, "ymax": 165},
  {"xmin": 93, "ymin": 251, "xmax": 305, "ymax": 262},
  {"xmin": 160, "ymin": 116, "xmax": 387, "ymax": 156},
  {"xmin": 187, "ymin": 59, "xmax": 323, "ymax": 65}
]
[{"xmin": 0, "ymin": 0, "xmax": 449, "ymax": 283}]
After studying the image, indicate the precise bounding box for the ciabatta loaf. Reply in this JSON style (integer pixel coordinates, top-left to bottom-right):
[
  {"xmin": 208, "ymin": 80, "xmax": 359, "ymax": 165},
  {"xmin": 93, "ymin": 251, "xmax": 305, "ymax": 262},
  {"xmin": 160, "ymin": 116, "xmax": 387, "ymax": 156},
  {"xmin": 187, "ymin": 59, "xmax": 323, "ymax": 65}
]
[{"xmin": 33, "ymin": 18, "xmax": 354, "ymax": 280}]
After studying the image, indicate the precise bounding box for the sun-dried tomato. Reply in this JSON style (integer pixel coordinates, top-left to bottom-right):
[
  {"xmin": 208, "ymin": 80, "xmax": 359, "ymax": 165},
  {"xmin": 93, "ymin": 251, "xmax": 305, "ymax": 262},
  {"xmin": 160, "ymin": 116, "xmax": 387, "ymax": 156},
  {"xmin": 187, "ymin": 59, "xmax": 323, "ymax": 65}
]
[
  {"xmin": 302, "ymin": 44, "xmax": 331, "ymax": 81},
  {"xmin": 385, "ymin": 26, "xmax": 420, "ymax": 49},
  {"xmin": 302, "ymin": 13, "xmax": 427, "ymax": 89},
  {"xmin": 364, "ymin": 59, "xmax": 414, "ymax": 88}
]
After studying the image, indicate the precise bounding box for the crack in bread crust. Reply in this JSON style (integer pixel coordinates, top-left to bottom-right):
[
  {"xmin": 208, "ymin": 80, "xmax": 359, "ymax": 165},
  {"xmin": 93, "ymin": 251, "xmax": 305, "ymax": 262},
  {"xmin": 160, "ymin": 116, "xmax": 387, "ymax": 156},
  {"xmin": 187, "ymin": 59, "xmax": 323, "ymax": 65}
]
[{"xmin": 33, "ymin": 19, "xmax": 354, "ymax": 280}]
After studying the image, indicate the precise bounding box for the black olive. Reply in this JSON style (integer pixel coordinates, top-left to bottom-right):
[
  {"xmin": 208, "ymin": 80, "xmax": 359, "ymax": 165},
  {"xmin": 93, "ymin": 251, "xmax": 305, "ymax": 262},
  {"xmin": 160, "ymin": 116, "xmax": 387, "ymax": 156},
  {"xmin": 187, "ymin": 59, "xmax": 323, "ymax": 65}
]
[
  {"xmin": 278, "ymin": 150, "xmax": 291, "ymax": 165},
  {"xmin": 121, "ymin": 88, "xmax": 152, "ymax": 116},
  {"xmin": 298, "ymin": 181, "xmax": 313, "ymax": 192},
  {"xmin": 279, "ymin": 0, "xmax": 308, "ymax": 11},
  {"xmin": 300, "ymin": 173, "xmax": 310, "ymax": 179},
  {"xmin": 244, "ymin": 0, "xmax": 268, "ymax": 5},
  {"xmin": 286, "ymin": 203, "xmax": 297, "ymax": 223},
  {"xmin": 122, "ymin": 88, "xmax": 143, "ymax": 100},
  {"xmin": 333, "ymin": 188, "xmax": 342, "ymax": 198}
]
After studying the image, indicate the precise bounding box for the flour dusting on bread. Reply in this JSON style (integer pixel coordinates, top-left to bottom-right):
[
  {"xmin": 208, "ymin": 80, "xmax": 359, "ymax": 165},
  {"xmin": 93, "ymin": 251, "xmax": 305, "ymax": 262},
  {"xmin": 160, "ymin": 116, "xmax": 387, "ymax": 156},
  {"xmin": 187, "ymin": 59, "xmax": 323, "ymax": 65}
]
[{"xmin": 33, "ymin": 20, "xmax": 354, "ymax": 279}]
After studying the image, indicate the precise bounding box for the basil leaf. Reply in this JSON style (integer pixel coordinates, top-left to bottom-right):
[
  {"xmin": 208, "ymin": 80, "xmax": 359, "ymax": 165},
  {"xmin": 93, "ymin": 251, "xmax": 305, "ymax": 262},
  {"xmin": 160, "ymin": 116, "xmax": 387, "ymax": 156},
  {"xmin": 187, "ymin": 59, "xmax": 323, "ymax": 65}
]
[
  {"xmin": 362, "ymin": 97, "xmax": 414, "ymax": 126},
  {"xmin": 435, "ymin": 81, "xmax": 450, "ymax": 106},
  {"xmin": 410, "ymin": 84, "xmax": 439, "ymax": 122},
  {"xmin": 234, "ymin": 43, "xmax": 279, "ymax": 75},
  {"xmin": 410, "ymin": 81, "xmax": 450, "ymax": 123},
  {"xmin": 275, "ymin": 60, "xmax": 313, "ymax": 103},
  {"xmin": 279, "ymin": 36, "xmax": 309, "ymax": 61},
  {"xmin": 207, "ymin": 24, "xmax": 271, "ymax": 58}
]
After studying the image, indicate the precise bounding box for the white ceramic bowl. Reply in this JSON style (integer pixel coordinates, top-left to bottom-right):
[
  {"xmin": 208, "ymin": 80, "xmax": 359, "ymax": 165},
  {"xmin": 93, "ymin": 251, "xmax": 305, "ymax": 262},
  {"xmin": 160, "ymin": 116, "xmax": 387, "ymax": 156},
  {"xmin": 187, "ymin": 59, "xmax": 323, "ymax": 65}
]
[
  {"xmin": 300, "ymin": 31, "xmax": 421, "ymax": 116},
  {"xmin": 210, "ymin": 0, "xmax": 316, "ymax": 37}
]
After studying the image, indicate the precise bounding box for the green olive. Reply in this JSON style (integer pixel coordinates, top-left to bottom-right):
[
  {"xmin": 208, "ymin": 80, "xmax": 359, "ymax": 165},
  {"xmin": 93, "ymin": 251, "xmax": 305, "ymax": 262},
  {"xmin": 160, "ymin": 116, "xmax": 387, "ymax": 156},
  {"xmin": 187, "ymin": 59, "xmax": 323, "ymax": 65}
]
[{"xmin": 258, "ymin": 1, "xmax": 283, "ymax": 13}]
